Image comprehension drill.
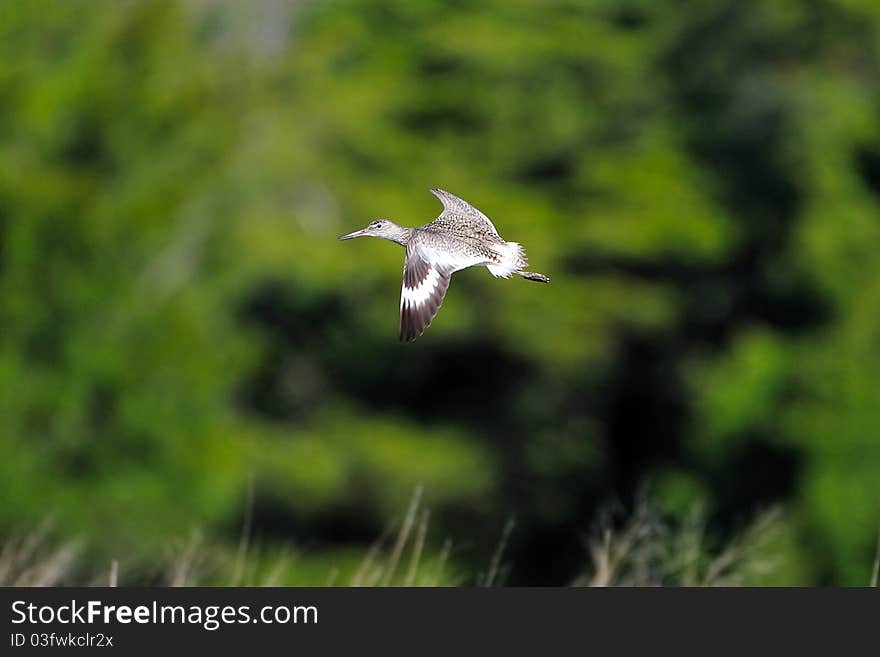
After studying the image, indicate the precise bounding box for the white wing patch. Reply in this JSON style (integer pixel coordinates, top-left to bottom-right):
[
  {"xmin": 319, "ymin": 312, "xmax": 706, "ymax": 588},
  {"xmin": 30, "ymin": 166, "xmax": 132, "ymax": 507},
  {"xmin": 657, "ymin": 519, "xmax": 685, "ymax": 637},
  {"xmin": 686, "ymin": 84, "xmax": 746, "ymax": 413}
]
[
  {"xmin": 401, "ymin": 266, "xmax": 443, "ymax": 309},
  {"xmin": 399, "ymin": 245, "xmax": 452, "ymax": 341}
]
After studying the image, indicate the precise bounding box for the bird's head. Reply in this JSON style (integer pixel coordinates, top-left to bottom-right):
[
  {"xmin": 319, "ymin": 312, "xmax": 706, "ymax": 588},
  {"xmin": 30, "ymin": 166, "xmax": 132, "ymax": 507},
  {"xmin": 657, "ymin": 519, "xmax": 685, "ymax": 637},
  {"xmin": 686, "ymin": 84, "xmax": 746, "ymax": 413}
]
[{"xmin": 338, "ymin": 218, "xmax": 408, "ymax": 244}]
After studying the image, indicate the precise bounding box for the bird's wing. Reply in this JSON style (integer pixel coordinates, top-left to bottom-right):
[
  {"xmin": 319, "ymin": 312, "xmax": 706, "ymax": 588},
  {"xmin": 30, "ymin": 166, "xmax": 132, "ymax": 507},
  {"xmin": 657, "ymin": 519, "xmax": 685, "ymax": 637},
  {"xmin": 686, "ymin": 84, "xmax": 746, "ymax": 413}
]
[
  {"xmin": 428, "ymin": 188, "xmax": 501, "ymax": 238},
  {"xmin": 399, "ymin": 242, "xmax": 452, "ymax": 342}
]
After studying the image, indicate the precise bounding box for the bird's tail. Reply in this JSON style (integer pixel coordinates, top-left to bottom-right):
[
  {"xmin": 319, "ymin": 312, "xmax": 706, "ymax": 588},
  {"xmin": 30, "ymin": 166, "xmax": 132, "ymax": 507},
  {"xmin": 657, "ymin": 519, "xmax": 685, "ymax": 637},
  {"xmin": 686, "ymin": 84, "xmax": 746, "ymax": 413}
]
[
  {"xmin": 488, "ymin": 241, "xmax": 530, "ymax": 279},
  {"xmin": 487, "ymin": 241, "xmax": 550, "ymax": 282}
]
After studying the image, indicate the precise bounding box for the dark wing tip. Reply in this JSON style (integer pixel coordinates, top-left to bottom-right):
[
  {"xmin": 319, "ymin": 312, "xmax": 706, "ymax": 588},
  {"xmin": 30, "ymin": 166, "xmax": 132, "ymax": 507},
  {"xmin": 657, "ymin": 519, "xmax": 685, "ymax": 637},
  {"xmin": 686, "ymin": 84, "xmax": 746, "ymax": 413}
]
[
  {"xmin": 398, "ymin": 300, "xmax": 433, "ymax": 342},
  {"xmin": 398, "ymin": 307, "xmax": 420, "ymax": 341},
  {"xmin": 399, "ymin": 328, "xmax": 420, "ymax": 342}
]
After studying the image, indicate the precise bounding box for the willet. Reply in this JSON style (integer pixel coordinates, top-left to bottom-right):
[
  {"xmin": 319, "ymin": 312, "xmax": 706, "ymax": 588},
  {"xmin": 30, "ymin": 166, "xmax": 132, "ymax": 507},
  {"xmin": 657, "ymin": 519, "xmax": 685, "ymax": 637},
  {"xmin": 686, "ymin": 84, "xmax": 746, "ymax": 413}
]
[{"xmin": 339, "ymin": 188, "xmax": 550, "ymax": 341}]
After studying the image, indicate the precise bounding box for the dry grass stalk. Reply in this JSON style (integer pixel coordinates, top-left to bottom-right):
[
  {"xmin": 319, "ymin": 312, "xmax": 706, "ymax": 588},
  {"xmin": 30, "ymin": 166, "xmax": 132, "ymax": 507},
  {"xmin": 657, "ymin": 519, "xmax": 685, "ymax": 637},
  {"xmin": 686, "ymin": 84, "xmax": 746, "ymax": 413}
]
[{"xmin": 0, "ymin": 523, "xmax": 80, "ymax": 587}]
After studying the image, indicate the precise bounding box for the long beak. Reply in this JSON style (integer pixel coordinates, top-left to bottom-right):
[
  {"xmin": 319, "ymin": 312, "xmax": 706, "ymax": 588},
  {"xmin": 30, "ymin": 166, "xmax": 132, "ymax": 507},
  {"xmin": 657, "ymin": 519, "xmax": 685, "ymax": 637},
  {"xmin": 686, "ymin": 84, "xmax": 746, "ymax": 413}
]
[{"xmin": 338, "ymin": 228, "xmax": 368, "ymax": 240}]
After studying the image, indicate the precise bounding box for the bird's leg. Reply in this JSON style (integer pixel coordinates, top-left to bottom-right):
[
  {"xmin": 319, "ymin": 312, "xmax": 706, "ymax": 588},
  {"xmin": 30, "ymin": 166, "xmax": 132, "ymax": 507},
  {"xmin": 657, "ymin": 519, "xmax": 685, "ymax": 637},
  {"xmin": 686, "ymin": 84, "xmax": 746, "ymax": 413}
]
[{"xmin": 516, "ymin": 271, "xmax": 550, "ymax": 283}]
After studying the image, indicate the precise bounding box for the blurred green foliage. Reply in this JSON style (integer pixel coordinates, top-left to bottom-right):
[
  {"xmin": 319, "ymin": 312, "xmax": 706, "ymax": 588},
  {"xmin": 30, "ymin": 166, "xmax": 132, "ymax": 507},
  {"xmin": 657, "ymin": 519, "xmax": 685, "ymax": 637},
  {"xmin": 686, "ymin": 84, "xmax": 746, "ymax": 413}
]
[{"xmin": 1, "ymin": 0, "xmax": 879, "ymax": 584}]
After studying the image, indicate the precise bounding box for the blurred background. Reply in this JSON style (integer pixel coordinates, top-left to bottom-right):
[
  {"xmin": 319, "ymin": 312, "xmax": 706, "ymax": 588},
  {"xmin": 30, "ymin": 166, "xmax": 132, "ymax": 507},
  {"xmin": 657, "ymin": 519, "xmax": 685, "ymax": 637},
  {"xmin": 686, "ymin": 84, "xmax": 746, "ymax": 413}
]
[{"xmin": 2, "ymin": 0, "xmax": 880, "ymax": 586}]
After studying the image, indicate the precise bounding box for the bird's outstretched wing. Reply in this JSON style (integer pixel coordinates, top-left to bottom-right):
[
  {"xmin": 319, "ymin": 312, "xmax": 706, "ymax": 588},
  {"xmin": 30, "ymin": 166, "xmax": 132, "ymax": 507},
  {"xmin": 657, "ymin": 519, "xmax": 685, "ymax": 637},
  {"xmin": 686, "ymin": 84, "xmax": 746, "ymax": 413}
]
[
  {"xmin": 427, "ymin": 188, "xmax": 501, "ymax": 238},
  {"xmin": 399, "ymin": 242, "xmax": 451, "ymax": 342}
]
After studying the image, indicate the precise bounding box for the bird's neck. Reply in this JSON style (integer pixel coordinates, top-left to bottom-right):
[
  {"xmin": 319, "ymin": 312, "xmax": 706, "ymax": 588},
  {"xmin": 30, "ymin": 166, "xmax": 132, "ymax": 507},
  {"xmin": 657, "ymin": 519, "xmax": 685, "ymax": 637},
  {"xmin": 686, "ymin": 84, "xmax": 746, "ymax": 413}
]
[{"xmin": 391, "ymin": 226, "xmax": 413, "ymax": 246}]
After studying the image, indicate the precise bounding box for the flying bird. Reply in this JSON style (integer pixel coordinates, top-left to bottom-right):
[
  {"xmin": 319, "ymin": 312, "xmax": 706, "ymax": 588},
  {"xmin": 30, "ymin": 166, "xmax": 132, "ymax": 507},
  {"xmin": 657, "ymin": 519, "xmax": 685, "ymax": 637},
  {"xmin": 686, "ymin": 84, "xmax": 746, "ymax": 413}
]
[{"xmin": 339, "ymin": 188, "xmax": 550, "ymax": 341}]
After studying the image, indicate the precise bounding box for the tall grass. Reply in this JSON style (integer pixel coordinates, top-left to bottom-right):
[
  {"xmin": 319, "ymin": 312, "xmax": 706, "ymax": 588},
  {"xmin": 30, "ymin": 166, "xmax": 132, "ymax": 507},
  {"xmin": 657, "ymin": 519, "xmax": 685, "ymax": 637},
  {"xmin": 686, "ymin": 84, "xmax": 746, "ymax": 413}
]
[
  {"xmin": 0, "ymin": 491, "xmax": 840, "ymax": 587},
  {"xmin": 575, "ymin": 502, "xmax": 783, "ymax": 586}
]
